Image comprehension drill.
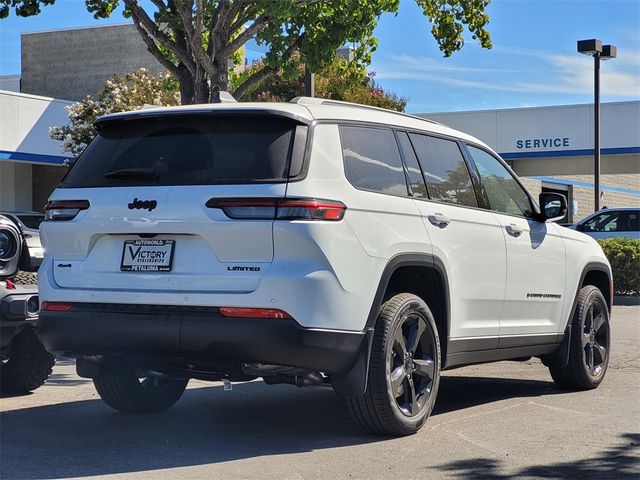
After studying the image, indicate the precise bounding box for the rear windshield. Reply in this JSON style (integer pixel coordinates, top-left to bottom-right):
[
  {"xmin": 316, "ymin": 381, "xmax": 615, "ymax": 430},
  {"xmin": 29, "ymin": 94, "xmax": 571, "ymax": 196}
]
[{"xmin": 62, "ymin": 115, "xmax": 300, "ymax": 187}]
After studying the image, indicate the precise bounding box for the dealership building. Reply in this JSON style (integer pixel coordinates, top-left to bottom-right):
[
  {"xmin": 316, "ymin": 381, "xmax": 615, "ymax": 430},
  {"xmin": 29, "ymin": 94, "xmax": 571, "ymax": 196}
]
[
  {"xmin": 0, "ymin": 24, "xmax": 638, "ymax": 219},
  {"xmin": 421, "ymin": 102, "xmax": 640, "ymax": 220}
]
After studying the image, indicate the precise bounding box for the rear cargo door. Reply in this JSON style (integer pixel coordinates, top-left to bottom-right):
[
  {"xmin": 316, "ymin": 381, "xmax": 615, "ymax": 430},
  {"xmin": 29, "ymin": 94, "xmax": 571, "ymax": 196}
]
[{"xmin": 42, "ymin": 113, "xmax": 306, "ymax": 294}]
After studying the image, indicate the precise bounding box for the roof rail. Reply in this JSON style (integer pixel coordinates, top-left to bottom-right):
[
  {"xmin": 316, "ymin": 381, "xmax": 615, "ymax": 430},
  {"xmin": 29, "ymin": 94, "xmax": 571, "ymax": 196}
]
[{"xmin": 290, "ymin": 96, "xmax": 442, "ymax": 125}]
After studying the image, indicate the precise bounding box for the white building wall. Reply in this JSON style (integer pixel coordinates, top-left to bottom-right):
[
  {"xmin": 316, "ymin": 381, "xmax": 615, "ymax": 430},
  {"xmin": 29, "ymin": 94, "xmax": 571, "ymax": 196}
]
[
  {"xmin": 0, "ymin": 75, "xmax": 20, "ymax": 93},
  {"xmin": 0, "ymin": 162, "xmax": 32, "ymax": 211},
  {"xmin": 422, "ymin": 101, "xmax": 640, "ymax": 157},
  {"xmin": 0, "ymin": 90, "xmax": 71, "ymax": 211},
  {"xmin": 420, "ymin": 102, "xmax": 640, "ymax": 221},
  {"xmin": 0, "ymin": 90, "xmax": 72, "ymax": 159}
]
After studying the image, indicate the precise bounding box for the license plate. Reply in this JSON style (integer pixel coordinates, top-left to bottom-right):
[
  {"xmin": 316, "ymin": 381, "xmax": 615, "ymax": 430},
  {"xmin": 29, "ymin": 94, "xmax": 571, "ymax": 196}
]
[{"xmin": 120, "ymin": 239, "xmax": 175, "ymax": 272}]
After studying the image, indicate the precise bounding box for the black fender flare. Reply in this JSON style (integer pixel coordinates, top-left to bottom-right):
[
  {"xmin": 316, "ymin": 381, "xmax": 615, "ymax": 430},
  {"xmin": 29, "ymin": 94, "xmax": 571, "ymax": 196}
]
[{"xmin": 332, "ymin": 253, "xmax": 450, "ymax": 395}]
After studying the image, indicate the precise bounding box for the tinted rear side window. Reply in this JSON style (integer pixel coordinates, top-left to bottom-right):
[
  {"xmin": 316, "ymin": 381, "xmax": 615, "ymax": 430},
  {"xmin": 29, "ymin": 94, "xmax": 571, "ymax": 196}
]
[
  {"xmin": 62, "ymin": 115, "xmax": 298, "ymax": 187},
  {"xmin": 340, "ymin": 126, "xmax": 407, "ymax": 196},
  {"xmin": 396, "ymin": 132, "xmax": 428, "ymax": 199},
  {"xmin": 408, "ymin": 134, "xmax": 478, "ymax": 207}
]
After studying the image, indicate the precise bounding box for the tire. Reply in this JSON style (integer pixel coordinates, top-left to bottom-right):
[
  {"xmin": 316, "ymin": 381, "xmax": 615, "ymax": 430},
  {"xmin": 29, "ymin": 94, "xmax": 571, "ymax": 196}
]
[
  {"xmin": 12, "ymin": 270, "xmax": 37, "ymax": 286},
  {"xmin": 93, "ymin": 363, "xmax": 188, "ymax": 413},
  {"xmin": 0, "ymin": 326, "xmax": 55, "ymax": 393},
  {"xmin": 549, "ymin": 285, "xmax": 611, "ymax": 390},
  {"xmin": 345, "ymin": 293, "xmax": 441, "ymax": 436}
]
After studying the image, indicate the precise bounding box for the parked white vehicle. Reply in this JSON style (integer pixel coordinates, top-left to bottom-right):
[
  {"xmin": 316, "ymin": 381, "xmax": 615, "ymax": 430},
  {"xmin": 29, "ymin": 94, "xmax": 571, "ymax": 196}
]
[
  {"xmin": 38, "ymin": 98, "xmax": 613, "ymax": 436},
  {"xmin": 570, "ymin": 207, "xmax": 640, "ymax": 240}
]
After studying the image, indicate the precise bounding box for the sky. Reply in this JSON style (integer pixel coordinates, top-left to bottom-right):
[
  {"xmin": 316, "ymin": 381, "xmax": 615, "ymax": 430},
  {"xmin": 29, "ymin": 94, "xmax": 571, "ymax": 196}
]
[{"xmin": 0, "ymin": 0, "xmax": 638, "ymax": 113}]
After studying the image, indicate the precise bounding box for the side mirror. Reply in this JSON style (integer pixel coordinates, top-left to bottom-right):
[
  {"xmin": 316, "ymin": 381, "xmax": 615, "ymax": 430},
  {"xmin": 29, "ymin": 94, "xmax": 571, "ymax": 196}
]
[
  {"xmin": 575, "ymin": 223, "xmax": 585, "ymax": 232},
  {"xmin": 0, "ymin": 216, "xmax": 23, "ymax": 280},
  {"xmin": 539, "ymin": 192, "xmax": 567, "ymax": 222}
]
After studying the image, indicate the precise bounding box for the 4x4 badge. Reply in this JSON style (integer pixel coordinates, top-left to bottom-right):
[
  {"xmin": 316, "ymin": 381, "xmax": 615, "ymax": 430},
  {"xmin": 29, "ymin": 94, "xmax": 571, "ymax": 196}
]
[{"xmin": 128, "ymin": 198, "xmax": 157, "ymax": 211}]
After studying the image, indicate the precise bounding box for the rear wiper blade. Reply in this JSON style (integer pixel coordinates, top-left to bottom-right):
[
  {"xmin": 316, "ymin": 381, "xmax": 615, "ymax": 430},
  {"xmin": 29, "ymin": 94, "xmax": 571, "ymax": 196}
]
[{"xmin": 103, "ymin": 168, "xmax": 158, "ymax": 180}]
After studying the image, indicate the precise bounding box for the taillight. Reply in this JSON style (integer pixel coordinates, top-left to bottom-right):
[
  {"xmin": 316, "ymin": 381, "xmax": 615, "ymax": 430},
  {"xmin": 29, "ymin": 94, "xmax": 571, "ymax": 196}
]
[
  {"xmin": 206, "ymin": 198, "xmax": 346, "ymax": 221},
  {"xmin": 207, "ymin": 199, "xmax": 278, "ymax": 220},
  {"xmin": 277, "ymin": 199, "xmax": 346, "ymax": 221},
  {"xmin": 40, "ymin": 301, "xmax": 73, "ymax": 312},
  {"xmin": 219, "ymin": 307, "xmax": 291, "ymax": 319},
  {"xmin": 44, "ymin": 200, "xmax": 90, "ymax": 221}
]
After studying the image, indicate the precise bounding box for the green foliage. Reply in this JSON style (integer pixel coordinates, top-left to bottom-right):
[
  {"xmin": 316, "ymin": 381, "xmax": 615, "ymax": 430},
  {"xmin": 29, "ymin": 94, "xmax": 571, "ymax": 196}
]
[
  {"xmin": 236, "ymin": 57, "xmax": 408, "ymax": 111},
  {"xmin": 2, "ymin": 0, "xmax": 492, "ymax": 104},
  {"xmin": 417, "ymin": 0, "xmax": 491, "ymax": 56},
  {"xmin": 598, "ymin": 238, "xmax": 640, "ymax": 295},
  {"xmin": 50, "ymin": 69, "xmax": 180, "ymax": 155},
  {"xmin": 0, "ymin": 0, "xmax": 54, "ymax": 19}
]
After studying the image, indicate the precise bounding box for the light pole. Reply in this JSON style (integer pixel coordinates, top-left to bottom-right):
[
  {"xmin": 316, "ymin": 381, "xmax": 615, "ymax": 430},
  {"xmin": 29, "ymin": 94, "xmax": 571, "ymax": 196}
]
[
  {"xmin": 577, "ymin": 39, "xmax": 617, "ymax": 211},
  {"xmin": 304, "ymin": 66, "xmax": 315, "ymax": 97}
]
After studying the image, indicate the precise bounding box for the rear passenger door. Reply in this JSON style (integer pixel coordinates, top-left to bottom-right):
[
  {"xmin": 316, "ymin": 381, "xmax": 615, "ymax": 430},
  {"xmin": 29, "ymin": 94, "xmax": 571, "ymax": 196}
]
[
  {"xmin": 401, "ymin": 132, "xmax": 506, "ymax": 343},
  {"xmin": 337, "ymin": 124, "xmax": 432, "ymax": 261},
  {"xmin": 465, "ymin": 145, "xmax": 566, "ymax": 336}
]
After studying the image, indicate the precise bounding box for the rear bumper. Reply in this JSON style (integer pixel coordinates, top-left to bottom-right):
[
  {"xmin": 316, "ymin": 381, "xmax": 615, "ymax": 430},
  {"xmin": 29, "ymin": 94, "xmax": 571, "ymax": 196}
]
[
  {"xmin": 38, "ymin": 303, "xmax": 366, "ymax": 374},
  {"xmin": 1, "ymin": 290, "xmax": 39, "ymax": 349}
]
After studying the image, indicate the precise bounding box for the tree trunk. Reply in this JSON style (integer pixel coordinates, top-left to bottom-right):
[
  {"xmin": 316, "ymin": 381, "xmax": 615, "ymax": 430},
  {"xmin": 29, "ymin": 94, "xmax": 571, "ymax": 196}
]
[
  {"xmin": 209, "ymin": 60, "xmax": 229, "ymax": 103},
  {"xmin": 177, "ymin": 64, "xmax": 195, "ymax": 105},
  {"xmin": 193, "ymin": 65, "xmax": 209, "ymax": 104}
]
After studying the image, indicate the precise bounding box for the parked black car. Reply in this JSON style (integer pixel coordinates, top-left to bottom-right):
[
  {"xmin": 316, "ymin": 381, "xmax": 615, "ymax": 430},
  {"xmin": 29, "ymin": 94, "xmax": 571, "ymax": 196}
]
[{"xmin": 0, "ymin": 215, "xmax": 54, "ymax": 393}]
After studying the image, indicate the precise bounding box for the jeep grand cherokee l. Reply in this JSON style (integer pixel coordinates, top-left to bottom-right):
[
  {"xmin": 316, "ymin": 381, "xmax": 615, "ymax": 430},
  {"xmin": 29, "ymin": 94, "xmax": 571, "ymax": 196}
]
[{"xmin": 38, "ymin": 98, "xmax": 612, "ymax": 436}]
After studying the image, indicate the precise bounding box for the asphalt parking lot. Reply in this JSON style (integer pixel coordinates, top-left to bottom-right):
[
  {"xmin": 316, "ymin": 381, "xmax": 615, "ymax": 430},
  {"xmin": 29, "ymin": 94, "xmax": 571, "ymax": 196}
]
[{"xmin": 1, "ymin": 306, "xmax": 639, "ymax": 480}]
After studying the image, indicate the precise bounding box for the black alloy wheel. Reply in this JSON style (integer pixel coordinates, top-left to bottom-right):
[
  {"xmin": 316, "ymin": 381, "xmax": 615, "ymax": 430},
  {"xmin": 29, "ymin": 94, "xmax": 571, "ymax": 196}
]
[
  {"xmin": 389, "ymin": 312, "xmax": 437, "ymax": 417},
  {"xmin": 581, "ymin": 298, "xmax": 609, "ymax": 377},
  {"xmin": 549, "ymin": 285, "xmax": 611, "ymax": 390}
]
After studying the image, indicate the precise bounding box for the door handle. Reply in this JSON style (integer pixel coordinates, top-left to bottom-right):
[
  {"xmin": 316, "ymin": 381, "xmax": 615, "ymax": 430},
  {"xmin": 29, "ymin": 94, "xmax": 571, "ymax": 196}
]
[
  {"xmin": 505, "ymin": 223, "xmax": 523, "ymax": 237},
  {"xmin": 428, "ymin": 213, "xmax": 451, "ymax": 227}
]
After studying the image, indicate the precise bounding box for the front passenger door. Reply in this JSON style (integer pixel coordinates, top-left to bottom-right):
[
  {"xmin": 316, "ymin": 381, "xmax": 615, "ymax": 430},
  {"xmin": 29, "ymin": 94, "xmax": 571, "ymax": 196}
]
[{"xmin": 465, "ymin": 145, "xmax": 567, "ymax": 337}]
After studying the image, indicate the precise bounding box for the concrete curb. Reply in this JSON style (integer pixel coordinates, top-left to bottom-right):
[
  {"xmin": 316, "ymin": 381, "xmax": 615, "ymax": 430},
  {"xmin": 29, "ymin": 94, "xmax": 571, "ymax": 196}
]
[{"xmin": 614, "ymin": 295, "xmax": 640, "ymax": 306}]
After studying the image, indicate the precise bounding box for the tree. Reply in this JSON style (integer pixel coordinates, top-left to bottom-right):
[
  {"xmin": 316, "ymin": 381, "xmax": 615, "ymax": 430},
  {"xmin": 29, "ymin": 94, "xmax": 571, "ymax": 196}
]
[
  {"xmin": 50, "ymin": 68, "xmax": 180, "ymax": 155},
  {"xmin": 2, "ymin": 0, "xmax": 492, "ymax": 105},
  {"xmin": 237, "ymin": 57, "xmax": 408, "ymax": 111}
]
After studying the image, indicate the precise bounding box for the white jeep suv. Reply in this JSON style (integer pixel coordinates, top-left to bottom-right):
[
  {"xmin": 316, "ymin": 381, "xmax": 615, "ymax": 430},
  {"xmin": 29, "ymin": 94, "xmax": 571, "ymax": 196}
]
[{"xmin": 39, "ymin": 98, "xmax": 612, "ymax": 436}]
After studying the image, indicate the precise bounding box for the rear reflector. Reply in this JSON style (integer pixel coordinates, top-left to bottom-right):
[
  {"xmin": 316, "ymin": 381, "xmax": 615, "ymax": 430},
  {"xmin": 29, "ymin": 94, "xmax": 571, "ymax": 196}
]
[
  {"xmin": 44, "ymin": 200, "xmax": 90, "ymax": 221},
  {"xmin": 206, "ymin": 198, "xmax": 346, "ymax": 221},
  {"xmin": 219, "ymin": 307, "xmax": 291, "ymax": 319},
  {"xmin": 40, "ymin": 301, "xmax": 73, "ymax": 312}
]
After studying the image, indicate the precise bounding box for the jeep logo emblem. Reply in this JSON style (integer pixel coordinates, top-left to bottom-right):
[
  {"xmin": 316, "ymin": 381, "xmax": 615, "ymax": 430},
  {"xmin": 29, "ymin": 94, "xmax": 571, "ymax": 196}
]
[{"xmin": 128, "ymin": 198, "xmax": 157, "ymax": 211}]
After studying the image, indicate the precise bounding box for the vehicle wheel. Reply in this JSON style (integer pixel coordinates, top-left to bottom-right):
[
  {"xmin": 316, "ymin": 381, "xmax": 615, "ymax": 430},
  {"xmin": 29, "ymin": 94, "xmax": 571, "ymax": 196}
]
[
  {"xmin": 93, "ymin": 364, "xmax": 188, "ymax": 413},
  {"xmin": 345, "ymin": 293, "xmax": 441, "ymax": 436},
  {"xmin": 549, "ymin": 285, "xmax": 610, "ymax": 390},
  {"xmin": 0, "ymin": 326, "xmax": 55, "ymax": 393}
]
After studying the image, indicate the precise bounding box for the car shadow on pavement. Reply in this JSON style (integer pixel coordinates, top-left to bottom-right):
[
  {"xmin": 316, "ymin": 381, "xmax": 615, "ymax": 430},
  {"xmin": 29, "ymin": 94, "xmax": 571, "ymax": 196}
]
[
  {"xmin": 434, "ymin": 432, "xmax": 640, "ymax": 480},
  {"xmin": 0, "ymin": 375, "xmax": 572, "ymax": 479},
  {"xmin": 434, "ymin": 374, "xmax": 564, "ymax": 415},
  {"xmin": 0, "ymin": 381, "xmax": 373, "ymax": 479}
]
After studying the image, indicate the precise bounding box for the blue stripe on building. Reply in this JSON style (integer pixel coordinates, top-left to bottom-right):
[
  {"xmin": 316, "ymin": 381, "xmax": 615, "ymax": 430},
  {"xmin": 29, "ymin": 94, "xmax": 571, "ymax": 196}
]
[
  {"xmin": 499, "ymin": 146, "xmax": 640, "ymax": 159},
  {"xmin": 530, "ymin": 176, "xmax": 640, "ymax": 196},
  {"xmin": 0, "ymin": 150, "xmax": 70, "ymax": 165}
]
